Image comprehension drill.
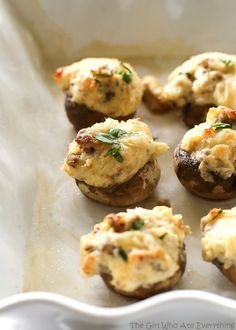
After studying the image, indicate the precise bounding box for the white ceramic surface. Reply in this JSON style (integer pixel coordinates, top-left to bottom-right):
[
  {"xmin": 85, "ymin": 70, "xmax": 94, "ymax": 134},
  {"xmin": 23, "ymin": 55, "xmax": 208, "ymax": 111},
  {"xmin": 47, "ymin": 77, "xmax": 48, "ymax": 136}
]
[
  {"xmin": 1, "ymin": 0, "xmax": 236, "ymax": 329},
  {"xmin": 0, "ymin": 291, "xmax": 236, "ymax": 329}
]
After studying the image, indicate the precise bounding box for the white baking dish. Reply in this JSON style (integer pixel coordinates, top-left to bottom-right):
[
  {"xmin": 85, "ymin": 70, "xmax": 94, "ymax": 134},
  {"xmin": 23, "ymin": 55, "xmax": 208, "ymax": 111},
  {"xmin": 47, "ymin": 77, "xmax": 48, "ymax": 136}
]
[{"xmin": 1, "ymin": 0, "xmax": 236, "ymax": 328}]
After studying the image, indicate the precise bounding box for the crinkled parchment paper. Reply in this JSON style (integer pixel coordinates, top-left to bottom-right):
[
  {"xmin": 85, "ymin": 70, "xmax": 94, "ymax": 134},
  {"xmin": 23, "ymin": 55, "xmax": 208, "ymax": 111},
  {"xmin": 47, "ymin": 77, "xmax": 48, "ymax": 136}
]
[{"xmin": 0, "ymin": 0, "xmax": 236, "ymax": 307}]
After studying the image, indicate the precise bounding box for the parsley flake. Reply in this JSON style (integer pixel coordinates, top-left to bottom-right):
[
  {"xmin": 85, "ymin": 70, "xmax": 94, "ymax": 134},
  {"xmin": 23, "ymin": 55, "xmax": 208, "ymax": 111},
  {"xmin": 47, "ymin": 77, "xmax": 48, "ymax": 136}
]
[
  {"xmin": 109, "ymin": 128, "xmax": 126, "ymax": 138},
  {"xmin": 212, "ymin": 122, "xmax": 232, "ymax": 131},
  {"xmin": 94, "ymin": 128, "xmax": 127, "ymax": 144},
  {"xmin": 121, "ymin": 71, "xmax": 132, "ymax": 83},
  {"xmin": 94, "ymin": 133, "xmax": 117, "ymax": 144},
  {"xmin": 118, "ymin": 248, "xmax": 128, "ymax": 262},
  {"xmin": 118, "ymin": 62, "xmax": 133, "ymax": 83},
  {"xmin": 210, "ymin": 209, "xmax": 223, "ymax": 222},
  {"xmin": 120, "ymin": 61, "xmax": 132, "ymax": 73},
  {"xmin": 220, "ymin": 58, "xmax": 233, "ymax": 66},
  {"xmin": 105, "ymin": 146, "xmax": 123, "ymax": 162},
  {"xmin": 159, "ymin": 232, "xmax": 167, "ymax": 240},
  {"xmin": 132, "ymin": 219, "xmax": 144, "ymax": 230},
  {"xmin": 94, "ymin": 128, "xmax": 130, "ymax": 162},
  {"xmin": 92, "ymin": 72, "xmax": 113, "ymax": 78},
  {"xmin": 92, "ymin": 62, "xmax": 132, "ymax": 84}
]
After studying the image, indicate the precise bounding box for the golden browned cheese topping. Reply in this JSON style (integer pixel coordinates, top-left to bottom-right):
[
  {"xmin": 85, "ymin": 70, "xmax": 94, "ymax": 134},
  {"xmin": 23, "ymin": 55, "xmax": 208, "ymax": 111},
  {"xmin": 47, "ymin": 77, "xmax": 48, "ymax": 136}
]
[
  {"xmin": 201, "ymin": 207, "xmax": 236, "ymax": 269},
  {"xmin": 143, "ymin": 52, "xmax": 236, "ymax": 109},
  {"xmin": 63, "ymin": 118, "xmax": 169, "ymax": 187},
  {"xmin": 80, "ymin": 206, "xmax": 190, "ymax": 293},
  {"xmin": 54, "ymin": 58, "xmax": 143, "ymax": 117},
  {"xmin": 181, "ymin": 106, "xmax": 236, "ymax": 182}
]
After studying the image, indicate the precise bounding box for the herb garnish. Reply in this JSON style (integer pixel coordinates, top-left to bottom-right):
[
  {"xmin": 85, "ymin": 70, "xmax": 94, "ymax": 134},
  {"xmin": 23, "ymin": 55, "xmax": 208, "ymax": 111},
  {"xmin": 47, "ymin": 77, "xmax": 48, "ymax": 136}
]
[
  {"xmin": 93, "ymin": 77, "xmax": 101, "ymax": 83},
  {"xmin": 105, "ymin": 146, "xmax": 123, "ymax": 162},
  {"xmin": 120, "ymin": 61, "xmax": 132, "ymax": 73},
  {"xmin": 220, "ymin": 59, "xmax": 233, "ymax": 66},
  {"xmin": 109, "ymin": 128, "xmax": 127, "ymax": 138},
  {"xmin": 94, "ymin": 128, "xmax": 129, "ymax": 162},
  {"xmin": 92, "ymin": 70, "xmax": 113, "ymax": 83},
  {"xmin": 94, "ymin": 133, "xmax": 117, "ymax": 144},
  {"xmin": 92, "ymin": 62, "xmax": 132, "ymax": 84},
  {"xmin": 118, "ymin": 248, "xmax": 128, "ymax": 262},
  {"xmin": 159, "ymin": 232, "xmax": 167, "ymax": 240},
  {"xmin": 121, "ymin": 71, "xmax": 132, "ymax": 83},
  {"xmin": 210, "ymin": 209, "xmax": 223, "ymax": 222},
  {"xmin": 94, "ymin": 128, "xmax": 126, "ymax": 144},
  {"xmin": 120, "ymin": 62, "xmax": 132, "ymax": 83},
  {"xmin": 212, "ymin": 122, "xmax": 232, "ymax": 131},
  {"xmin": 132, "ymin": 219, "xmax": 144, "ymax": 230},
  {"xmin": 94, "ymin": 72, "xmax": 113, "ymax": 78}
]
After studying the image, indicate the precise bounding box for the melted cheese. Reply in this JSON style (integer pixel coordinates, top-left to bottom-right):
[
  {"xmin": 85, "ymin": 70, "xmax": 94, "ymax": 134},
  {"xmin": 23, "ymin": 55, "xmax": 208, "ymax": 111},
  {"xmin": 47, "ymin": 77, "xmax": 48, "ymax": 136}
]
[
  {"xmin": 80, "ymin": 206, "xmax": 190, "ymax": 293},
  {"xmin": 54, "ymin": 58, "xmax": 143, "ymax": 117},
  {"xmin": 63, "ymin": 118, "xmax": 169, "ymax": 187},
  {"xmin": 181, "ymin": 106, "xmax": 236, "ymax": 182},
  {"xmin": 201, "ymin": 207, "xmax": 236, "ymax": 269},
  {"xmin": 158, "ymin": 52, "xmax": 236, "ymax": 108}
]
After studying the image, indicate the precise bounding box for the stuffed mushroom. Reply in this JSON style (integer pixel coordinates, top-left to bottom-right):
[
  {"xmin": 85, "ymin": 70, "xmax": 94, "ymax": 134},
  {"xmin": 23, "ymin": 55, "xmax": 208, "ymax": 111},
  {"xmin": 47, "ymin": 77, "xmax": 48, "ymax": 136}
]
[
  {"xmin": 201, "ymin": 207, "xmax": 236, "ymax": 285},
  {"xmin": 63, "ymin": 118, "xmax": 168, "ymax": 206},
  {"xmin": 80, "ymin": 206, "xmax": 190, "ymax": 299},
  {"xmin": 174, "ymin": 106, "xmax": 236, "ymax": 200},
  {"xmin": 143, "ymin": 52, "xmax": 236, "ymax": 127},
  {"xmin": 54, "ymin": 58, "xmax": 143, "ymax": 130}
]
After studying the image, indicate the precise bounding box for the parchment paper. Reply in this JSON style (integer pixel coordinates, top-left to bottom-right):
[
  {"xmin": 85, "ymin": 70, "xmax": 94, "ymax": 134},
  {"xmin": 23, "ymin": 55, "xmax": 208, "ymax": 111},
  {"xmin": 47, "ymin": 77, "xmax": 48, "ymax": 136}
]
[{"xmin": 0, "ymin": 0, "xmax": 236, "ymax": 307}]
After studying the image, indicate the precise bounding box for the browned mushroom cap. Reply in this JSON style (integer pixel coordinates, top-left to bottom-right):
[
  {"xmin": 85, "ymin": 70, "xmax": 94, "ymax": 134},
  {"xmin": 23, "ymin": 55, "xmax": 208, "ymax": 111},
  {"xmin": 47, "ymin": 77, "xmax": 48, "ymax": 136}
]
[
  {"xmin": 142, "ymin": 77, "xmax": 214, "ymax": 128},
  {"xmin": 213, "ymin": 260, "xmax": 236, "ymax": 285},
  {"xmin": 143, "ymin": 52, "xmax": 236, "ymax": 127},
  {"xmin": 183, "ymin": 97, "xmax": 236, "ymax": 128},
  {"xmin": 142, "ymin": 76, "xmax": 175, "ymax": 114},
  {"xmin": 65, "ymin": 95, "xmax": 135, "ymax": 131},
  {"xmin": 182, "ymin": 103, "xmax": 214, "ymax": 128},
  {"xmin": 142, "ymin": 83, "xmax": 172, "ymax": 114},
  {"xmin": 101, "ymin": 247, "xmax": 186, "ymax": 299},
  {"xmin": 174, "ymin": 144, "xmax": 236, "ymax": 200},
  {"xmin": 76, "ymin": 159, "xmax": 160, "ymax": 207}
]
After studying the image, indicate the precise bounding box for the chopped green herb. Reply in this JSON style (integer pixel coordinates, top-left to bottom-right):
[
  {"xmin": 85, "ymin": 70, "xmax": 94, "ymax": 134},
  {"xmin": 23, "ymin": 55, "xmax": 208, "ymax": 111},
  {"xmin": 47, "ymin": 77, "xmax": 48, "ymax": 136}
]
[
  {"xmin": 118, "ymin": 248, "xmax": 128, "ymax": 262},
  {"xmin": 220, "ymin": 58, "xmax": 233, "ymax": 66},
  {"xmin": 94, "ymin": 133, "xmax": 117, "ymax": 144},
  {"xmin": 132, "ymin": 219, "xmax": 144, "ymax": 230},
  {"xmin": 109, "ymin": 128, "xmax": 127, "ymax": 138},
  {"xmin": 92, "ymin": 72, "xmax": 113, "ymax": 78},
  {"xmin": 159, "ymin": 232, "xmax": 167, "ymax": 240},
  {"xmin": 92, "ymin": 63, "xmax": 132, "ymax": 84},
  {"xmin": 93, "ymin": 77, "xmax": 101, "ymax": 83},
  {"xmin": 210, "ymin": 209, "xmax": 223, "ymax": 222},
  {"xmin": 121, "ymin": 71, "xmax": 132, "ymax": 83},
  {"xmin": 178, "ymin": 72, "xmax": 187, "ymax": 75},
  {"xmin": 116, "ymin": 62, "xmax": 133, "ymax": 83},
  {"xmin": 94, "ymin": 128, "xmax": 128, "ymax": 144},
  {"xmin": 105, "ymin": 146, "xmax": 123, "ymax": 162},
  {"xmin": 120, "ymin": 61, "xmax": 132, "ymax": 73},
  {"xmin": 212, "ymin": 122, "xmax": 232, "ymax": 131},
  {"xmin": 94, "ymin": 128, "xmax": 130, "ymax": 162}
]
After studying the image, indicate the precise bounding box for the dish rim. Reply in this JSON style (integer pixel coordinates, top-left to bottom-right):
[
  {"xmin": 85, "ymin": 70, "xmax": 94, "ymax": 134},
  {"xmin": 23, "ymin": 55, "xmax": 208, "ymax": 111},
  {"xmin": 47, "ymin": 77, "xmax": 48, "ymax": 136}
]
[{"xmin": 0, "ymin": 290, "xmax": 236, "ymax": 320}]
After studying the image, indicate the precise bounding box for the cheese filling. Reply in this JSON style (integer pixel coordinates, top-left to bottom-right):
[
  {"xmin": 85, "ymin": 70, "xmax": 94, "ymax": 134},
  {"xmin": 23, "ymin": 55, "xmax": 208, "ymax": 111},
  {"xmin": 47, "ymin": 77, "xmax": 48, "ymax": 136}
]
[
  {"xmin": 201, "ymin": 207, "xmax": 236, "ymax": 269},
  {"xmin": 80, "ymin": 206, "xmax": 190, "ymax": 293},
  {"xmin": 181, "ymin": 106, "xmax": 236, "ymax": 182},
  {"xmin": 163, "ymin": 52, "xmax": 236, "ymax": 108},
  {"xmin": 63, "ymin": 118, "xmax": 169, "ymax": 187},
  {"xmin": 54, "ymin": 58, "xmax": 143, "ymax": 117}
]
